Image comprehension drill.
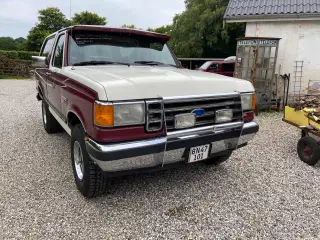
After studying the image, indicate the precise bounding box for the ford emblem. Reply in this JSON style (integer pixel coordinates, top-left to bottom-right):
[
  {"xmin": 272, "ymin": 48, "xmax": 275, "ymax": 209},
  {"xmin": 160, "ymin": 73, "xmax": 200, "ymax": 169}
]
[{"xmin": 191, "ymin": 109, "xmax": 205, "ymax": 117}]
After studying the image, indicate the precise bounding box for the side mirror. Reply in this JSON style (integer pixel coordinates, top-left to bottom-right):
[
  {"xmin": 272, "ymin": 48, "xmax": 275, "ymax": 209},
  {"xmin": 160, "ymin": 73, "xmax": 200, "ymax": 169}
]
[{"xmin": 32, "ymin": 56, "xmax": 47, "ymax": 68}]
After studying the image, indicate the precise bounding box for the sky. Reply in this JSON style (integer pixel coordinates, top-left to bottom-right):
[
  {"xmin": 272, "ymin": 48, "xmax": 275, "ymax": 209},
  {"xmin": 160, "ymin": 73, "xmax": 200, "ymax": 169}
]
[{"xmin": 0, "ymin": 0, "xmax": 185, "ymax": 38}]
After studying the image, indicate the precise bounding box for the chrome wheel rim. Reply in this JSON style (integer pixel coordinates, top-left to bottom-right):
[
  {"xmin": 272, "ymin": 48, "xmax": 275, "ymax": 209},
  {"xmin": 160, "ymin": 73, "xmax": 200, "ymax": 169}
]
[
  {"xmin": 73, "ymin": 141, "xmax": 84, "ymax": 181},
  {"xmin": 42, "ymin": 103, "xmax": 47, "ymax": 125}
]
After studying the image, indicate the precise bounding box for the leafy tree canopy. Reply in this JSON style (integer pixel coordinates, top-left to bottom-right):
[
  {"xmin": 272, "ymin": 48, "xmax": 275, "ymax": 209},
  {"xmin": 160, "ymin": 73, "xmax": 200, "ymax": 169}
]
[
  {"xmin": 0, "ymin": 37, "xmax": 27, "ymax": 51},
  {"xmin": 73, "ymin": 11, "xmax": 107, "ymax": 25},
  {"xmin": 25, "ymin": 7, "xmax": 107, "ymax": 51},
  {"xmin": 168, "ymin": 0, "xmax": 245, "ymax": 58},
  {"xmin": 149, "ymin": 0, "xmax": 244, "ymax": 58}
]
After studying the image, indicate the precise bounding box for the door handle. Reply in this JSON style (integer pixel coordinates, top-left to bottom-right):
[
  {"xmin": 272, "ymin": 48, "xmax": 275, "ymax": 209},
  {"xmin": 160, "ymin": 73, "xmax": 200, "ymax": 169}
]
[{"xmin": 45, "ymin": 72, "xmax": 51, "ymax": 76}]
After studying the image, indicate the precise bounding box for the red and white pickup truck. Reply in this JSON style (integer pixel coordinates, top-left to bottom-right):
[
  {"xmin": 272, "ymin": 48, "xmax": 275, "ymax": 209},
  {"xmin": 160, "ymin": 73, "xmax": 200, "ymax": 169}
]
[{"xmin": 32, "ymin": 25, "xmax": 259, "ymax": 198}]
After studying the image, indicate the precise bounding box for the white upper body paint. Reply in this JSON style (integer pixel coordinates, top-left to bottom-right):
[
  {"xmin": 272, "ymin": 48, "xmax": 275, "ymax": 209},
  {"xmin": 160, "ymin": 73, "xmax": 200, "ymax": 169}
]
[{"xmin": 61, "ymin": 65, "xmax": 255, "ymax": 102}]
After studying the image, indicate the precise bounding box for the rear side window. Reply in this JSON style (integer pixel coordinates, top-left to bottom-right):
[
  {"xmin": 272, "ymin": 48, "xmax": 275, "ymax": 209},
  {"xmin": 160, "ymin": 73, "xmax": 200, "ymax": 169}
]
[
  {"xmin": 41, "ymin": 37, "xmax": 55, "ymax": 57},
  {"xmin": 52, "ymin": 34, "xmax": 65, "ymax": 68},
  {"xmin": 222, "ymin": 63, "xmax": 234, "ymax": 72}
]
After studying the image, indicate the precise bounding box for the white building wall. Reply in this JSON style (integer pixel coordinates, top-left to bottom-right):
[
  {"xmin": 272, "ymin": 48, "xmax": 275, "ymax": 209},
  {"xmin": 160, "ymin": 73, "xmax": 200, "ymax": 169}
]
[{"xmin": 245, "ymin": 21, "xmax": 320, "ymax": 95}]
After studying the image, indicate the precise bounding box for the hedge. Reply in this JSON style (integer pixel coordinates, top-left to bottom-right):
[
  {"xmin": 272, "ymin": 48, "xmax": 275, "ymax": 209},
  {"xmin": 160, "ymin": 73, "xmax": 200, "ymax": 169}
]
[
  {"xmin": 0, "ymin": 50, "xmax": 39, "ymax": 61},
  {"xmin": 0, "ymin": 57, "xmax": 32, "ymax": 77}
]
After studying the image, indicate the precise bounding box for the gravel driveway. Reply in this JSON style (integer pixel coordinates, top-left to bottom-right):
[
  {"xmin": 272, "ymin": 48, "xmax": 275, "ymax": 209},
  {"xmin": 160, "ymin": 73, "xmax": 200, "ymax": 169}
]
[{"xmin": 1, "ymin": 79, "xmax": 320, "ymax": 239}]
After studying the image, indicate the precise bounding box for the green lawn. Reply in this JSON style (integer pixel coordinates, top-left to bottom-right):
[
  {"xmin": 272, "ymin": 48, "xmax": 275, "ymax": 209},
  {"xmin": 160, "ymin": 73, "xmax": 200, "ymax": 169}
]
[{"xmin": 0, "ymin": 74, "xmax": 29, "ymax": 79}]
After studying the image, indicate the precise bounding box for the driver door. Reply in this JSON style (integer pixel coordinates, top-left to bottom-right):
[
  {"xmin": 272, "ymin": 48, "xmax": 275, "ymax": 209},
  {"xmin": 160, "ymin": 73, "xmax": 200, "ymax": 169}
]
[{"xmin": 47, "ymin": 33, "xmax": 66, "ymax": 115}]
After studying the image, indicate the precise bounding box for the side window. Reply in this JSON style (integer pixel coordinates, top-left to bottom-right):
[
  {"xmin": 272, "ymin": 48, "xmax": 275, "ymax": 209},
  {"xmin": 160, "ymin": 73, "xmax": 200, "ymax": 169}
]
[
  {"xmin": 222, "ymin": 63, "xmax": 235, "ymax": 72},
  {"xmin": 209, "ymin": 63, "xmax": 218, "ymax": 71},
  {"xmin": 52, "ymin": 34, "xmax": 65, "ymax": 68},
  {"xmin": 41, "ymin": 37, "xmax": 54, "ymax": 57}
]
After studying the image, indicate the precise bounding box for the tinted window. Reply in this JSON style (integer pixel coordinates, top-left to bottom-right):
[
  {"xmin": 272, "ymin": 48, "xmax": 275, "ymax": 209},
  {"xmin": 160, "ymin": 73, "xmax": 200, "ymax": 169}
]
[
  {"xmin": 222, "ymin": 63, "xmax": 234, "ymax": 72},
  {"xmin": 52, "ymin": 34, "xmax": 65, "ymax": 68},
  {"xmin": 41, "ymin": 37, "xmax": 55, "ymax": 57}
]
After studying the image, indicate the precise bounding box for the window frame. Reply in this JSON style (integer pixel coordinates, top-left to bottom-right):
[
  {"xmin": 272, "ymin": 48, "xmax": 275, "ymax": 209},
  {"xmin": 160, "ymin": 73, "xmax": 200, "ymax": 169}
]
[
  {"xmin": 51, "ymin": 33, "xmax": 66, "ymax": 69},
  {"xmin": 40, "ymin": 36, "xmax": 55, "ymax": 57}
]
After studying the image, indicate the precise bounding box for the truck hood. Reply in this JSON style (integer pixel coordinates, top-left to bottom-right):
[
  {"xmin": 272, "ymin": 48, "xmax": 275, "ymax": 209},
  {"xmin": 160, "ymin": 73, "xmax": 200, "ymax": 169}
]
[{"xmin": 65, "ymin": 65, "xmax": 254, "ymax": 101}]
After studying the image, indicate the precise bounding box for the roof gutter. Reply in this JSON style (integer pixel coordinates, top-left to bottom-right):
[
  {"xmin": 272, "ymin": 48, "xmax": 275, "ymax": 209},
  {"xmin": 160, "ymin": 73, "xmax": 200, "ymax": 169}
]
[{"xmin": 224, "ymin": 13, "xmax": 320, "ymax": 23}]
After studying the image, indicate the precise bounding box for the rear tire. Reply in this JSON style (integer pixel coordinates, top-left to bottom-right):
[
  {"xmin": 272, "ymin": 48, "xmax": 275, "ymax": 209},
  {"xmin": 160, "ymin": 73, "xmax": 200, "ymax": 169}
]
[
  {"xmin": 203, "ymin": 152, "xmax": 232, "ymax": 166},
  {"xmin": 71, "ymin": 124, "xmax": 107, "ymax": 198},
  {"xmin": 42, "ymin": 100, "xmax": 63, "ymax": 134},
  {"xmin": 297, "ymin": 136, "xmax": 320, "ymax": 166}
]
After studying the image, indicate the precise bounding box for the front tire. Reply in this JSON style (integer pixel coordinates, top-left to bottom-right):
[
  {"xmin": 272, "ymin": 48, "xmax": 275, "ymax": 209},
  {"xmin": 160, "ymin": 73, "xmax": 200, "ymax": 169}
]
[
  {"xmin": 42, "ymin": 100, "xmax": 63, "ymax": 134},
  {"xmin": 71, "ymin": 124, "xmax": 107, "ymax": 198}
]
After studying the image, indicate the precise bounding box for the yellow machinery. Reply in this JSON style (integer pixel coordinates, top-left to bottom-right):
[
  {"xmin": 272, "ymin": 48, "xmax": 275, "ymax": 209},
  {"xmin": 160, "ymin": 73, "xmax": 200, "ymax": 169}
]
[{"xmin": 283, "ymin": 105, "xmax": 320, "ymax": 166}]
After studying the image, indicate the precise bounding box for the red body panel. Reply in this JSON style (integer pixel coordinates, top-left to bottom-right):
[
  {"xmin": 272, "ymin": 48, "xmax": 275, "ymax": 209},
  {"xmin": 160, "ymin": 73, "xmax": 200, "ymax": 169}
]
[{"xmin": 201, "ymin": 60, "xmax": 235, "ymax": 77}]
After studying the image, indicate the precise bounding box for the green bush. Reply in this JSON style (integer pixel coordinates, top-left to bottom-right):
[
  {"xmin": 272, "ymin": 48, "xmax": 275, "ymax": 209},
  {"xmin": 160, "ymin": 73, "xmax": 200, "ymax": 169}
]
[{"xmin": 0, "ymin": 50, "xmax": 39, "ymax": 60}]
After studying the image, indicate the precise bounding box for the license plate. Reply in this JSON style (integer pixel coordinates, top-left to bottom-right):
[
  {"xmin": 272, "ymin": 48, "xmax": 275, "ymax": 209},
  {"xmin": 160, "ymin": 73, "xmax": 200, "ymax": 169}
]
[{"xmin": 188, "ymin": 144, "xmax": 210, "ymax": 163}]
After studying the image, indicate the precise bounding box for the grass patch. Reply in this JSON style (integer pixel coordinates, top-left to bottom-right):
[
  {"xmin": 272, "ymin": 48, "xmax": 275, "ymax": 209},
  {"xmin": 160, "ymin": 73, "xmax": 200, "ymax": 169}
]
[{"xmin": 0, "ymin": 74, "xmax": 28, "ymax": 79}]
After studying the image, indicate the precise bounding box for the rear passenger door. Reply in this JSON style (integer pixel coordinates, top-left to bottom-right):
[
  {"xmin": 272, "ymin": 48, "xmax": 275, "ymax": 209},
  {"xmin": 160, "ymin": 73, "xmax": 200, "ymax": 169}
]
[{"xmin": 221, "ymin": 63, "xmax": 235, "ymax": 77}]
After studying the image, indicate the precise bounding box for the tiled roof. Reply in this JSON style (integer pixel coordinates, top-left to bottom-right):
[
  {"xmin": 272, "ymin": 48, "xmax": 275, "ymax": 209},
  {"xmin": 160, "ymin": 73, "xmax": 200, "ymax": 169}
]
[{"xmin": 224, "ymin": 0, "xmax": 320, "ymax": 21}]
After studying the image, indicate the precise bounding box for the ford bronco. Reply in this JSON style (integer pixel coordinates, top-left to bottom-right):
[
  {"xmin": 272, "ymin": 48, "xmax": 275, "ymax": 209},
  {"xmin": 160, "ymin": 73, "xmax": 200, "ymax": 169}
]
[{"xmin": 32, "ymin": 25, "xmax": 259, "ymax": 198}]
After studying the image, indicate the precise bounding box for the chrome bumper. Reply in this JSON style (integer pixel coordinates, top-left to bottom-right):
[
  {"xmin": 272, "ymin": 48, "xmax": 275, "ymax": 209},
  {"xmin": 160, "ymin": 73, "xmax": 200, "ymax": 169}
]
[{"xmin": 85, "ymin": 121, "xmax": 259, "ymax": 173}]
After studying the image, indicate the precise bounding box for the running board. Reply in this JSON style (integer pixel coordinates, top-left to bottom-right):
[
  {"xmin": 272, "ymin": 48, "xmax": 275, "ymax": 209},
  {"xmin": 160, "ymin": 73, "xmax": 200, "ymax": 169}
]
[{"xmin": 49, "ymin": 107, "xmax": 71, "ymax": 136}]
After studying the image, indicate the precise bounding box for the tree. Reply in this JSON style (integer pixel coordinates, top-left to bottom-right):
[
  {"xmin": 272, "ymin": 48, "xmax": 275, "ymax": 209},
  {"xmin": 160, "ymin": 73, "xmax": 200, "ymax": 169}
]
[
  {"xmin": 73, "ymin": 11, "xmax": 107, "ymax": 25},
  {"xmin": 25, "ymin": 7, "xmax": 70, "ymax": 51},
  {"xmin": 0, "ymin": 37, "xmax": 27, "ymax": 51},
  {"xmin": 14, "ymin": 37, "xmax": 27, "ymax": 50},
  {"xmin": 37, "ymin": 7, "xmax": 71, "ymax": 33},
  {"xmin": 147, "ymin": 25, "xmax": 172, "ymax": 35},
  {"xmin": 0, "ymin": 37, "xmax": 17, "ymax": 50},
  {"xmin": 164, "ymin": 0, "xmax": 245, "ymax": 58},
  {"xmin": 121, "ymin": 24, "xmax": 143, "ymax": 30}
]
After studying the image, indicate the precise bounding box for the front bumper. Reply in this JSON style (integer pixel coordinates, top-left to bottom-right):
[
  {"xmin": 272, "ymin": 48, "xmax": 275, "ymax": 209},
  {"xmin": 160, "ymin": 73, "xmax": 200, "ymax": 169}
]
[{"xmin": 86, "ymin": 121, "xmax": 259, "ymax": 173}]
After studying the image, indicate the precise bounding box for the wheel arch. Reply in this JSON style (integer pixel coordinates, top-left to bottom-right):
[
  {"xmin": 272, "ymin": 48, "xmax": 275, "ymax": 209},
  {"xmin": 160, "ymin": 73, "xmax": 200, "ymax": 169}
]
[{"xmin": 67, "ymin": 110, "xmax": 86, "ymax": 132}]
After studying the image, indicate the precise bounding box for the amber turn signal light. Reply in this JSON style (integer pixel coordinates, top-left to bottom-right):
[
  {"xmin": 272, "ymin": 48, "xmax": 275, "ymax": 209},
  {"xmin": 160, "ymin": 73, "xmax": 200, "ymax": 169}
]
[
  {"xmin": 94, "ymin": 103, "xmax": 114, "ymax": 127},
  {"xmin": 252, "ymin": 94, "xmax": 256, "ymax": 110}
]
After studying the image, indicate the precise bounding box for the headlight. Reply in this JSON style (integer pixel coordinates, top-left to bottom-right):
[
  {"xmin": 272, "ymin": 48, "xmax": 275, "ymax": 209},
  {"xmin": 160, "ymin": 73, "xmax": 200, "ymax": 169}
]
[
  {"xmin": 241, "ymin": 93, "xmax": 256, "ymax": 111},
  {"xmin": 215, "ymin": 109, "xmax": 233, "ymax": 123},
  {"xmin": 94, "ymin": 101, "xmax": 145, "ymax": 127},
  {"xmin": 114, "ymin": 102, "xmax": 145, "ymax": 126}
]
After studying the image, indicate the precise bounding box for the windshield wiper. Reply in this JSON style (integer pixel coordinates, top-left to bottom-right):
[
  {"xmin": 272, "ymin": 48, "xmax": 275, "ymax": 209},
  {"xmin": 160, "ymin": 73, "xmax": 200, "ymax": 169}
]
[
  {"xmin": 73, "ymin": 61, "xmax": 130, "ymax": 67},
  {"xmin": 134, "ymin": 61, "xmax": 177, "ymax": 68}
]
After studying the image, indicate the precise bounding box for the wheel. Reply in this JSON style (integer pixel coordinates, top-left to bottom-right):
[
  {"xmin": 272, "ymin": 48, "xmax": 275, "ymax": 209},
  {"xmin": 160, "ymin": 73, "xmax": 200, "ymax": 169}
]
[
  {"xmin": 297, "ymin": 136, "xmax": 320, "ymax": 166},
  {"xmin": 203, "ymin": 152, "xmax": 232, "ymax": 166},
  {"xmin": 71, "ymin": 124, "xmax": 107, "ymax": 198},
  {"xmin": 42, "ymin": 100, "xmax": 63, "ymax": 134}
]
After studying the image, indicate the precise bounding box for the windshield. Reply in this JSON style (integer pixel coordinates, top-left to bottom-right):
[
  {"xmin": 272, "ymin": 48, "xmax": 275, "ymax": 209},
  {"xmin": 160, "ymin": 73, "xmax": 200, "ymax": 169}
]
[
  {"xmin": 199, "ymin": 61, "xmax": 212, "ymax": 70},
  {"xmin": 68, "ymin": 30, "xmax": 177, "ymax": 67}
]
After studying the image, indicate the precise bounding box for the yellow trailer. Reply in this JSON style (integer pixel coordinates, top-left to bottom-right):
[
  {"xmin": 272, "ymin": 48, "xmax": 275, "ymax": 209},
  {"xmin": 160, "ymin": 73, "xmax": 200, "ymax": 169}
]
[{"xmin": 282, "ymin": 106, "xmax": 320, "ymax": 165}]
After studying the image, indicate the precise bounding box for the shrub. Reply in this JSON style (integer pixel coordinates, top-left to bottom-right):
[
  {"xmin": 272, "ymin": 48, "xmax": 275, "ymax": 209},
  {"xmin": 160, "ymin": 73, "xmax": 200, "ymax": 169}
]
[
  {"xmin": 0, "ymin": 57, "xmax": 32, "ymax": 77},
  {"xmin": 0, "ymin": 50, "xmax": 39, "ymax": 61}
]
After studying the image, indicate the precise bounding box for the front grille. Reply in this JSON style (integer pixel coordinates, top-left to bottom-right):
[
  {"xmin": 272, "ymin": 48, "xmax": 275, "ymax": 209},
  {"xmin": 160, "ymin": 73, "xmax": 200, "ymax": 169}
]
[
  {"xmin": 146, "ymin": 100, "xmax": 163, "ymax": 132},
  {"xmin": 163, "ymin": 95, "xmax": 243, "ymax": 132}
]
